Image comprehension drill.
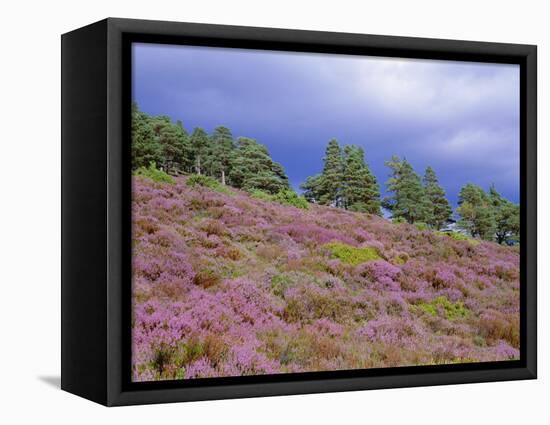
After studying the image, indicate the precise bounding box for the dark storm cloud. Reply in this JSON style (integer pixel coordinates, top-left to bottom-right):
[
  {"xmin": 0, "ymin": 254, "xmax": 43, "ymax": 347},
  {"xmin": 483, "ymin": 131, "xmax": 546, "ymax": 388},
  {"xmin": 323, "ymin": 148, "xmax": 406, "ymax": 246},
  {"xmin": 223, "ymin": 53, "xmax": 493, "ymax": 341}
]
[{"xmin": 133, "ymin": 43, "xmax": 520, "ymax": 205}]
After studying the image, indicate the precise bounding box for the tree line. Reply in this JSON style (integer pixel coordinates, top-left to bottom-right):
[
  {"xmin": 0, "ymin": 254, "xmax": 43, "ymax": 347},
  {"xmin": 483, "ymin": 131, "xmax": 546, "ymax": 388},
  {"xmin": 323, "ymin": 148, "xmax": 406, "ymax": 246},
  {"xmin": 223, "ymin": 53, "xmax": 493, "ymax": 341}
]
[
  {"xmin": 383, "ymin": 156, "xmax": 519, "ymax": 245},
  {"xmin": 457, "ymin": 183, "xmax": 519, "ymax": 244},
  {"xmin": 302, "ymin": 140, "xmax": 519, "ymax": 244},
  {"xmin": 132, "ymin": 103, "xmax": 290, "ymax": 195},
  {"xmin": 299, "ymin": 142, "xmax": 453, "ymax": 228},
  {"xmin": 132, "ymin": 103, "xmax": 519, "ymax": 245}
]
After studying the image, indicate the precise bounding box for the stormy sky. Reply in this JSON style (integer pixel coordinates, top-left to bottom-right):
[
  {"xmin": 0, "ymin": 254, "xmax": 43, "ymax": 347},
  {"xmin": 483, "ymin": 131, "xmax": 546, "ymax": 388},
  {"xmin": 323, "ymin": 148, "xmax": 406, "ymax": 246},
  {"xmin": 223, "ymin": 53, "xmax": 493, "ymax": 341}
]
[{"xmin": 132, "ymin": 42, "xmax": 520, "ymax": 206}]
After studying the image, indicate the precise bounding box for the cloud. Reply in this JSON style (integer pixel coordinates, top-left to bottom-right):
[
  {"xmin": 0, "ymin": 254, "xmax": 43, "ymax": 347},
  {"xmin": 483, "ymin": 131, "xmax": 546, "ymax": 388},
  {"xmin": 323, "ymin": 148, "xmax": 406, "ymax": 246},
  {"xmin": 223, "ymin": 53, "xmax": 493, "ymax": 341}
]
[{"xmin": 352, "ymin": 58, "xmax": 518, "ymax": 121}]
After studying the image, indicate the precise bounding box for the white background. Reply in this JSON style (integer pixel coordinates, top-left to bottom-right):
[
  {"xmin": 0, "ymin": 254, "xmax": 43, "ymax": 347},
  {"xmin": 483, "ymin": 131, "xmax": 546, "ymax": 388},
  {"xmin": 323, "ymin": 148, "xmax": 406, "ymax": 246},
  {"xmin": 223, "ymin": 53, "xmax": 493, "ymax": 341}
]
[{"xmin": 0, "ymin": 0, "xmax": 546, "ymax": 423}]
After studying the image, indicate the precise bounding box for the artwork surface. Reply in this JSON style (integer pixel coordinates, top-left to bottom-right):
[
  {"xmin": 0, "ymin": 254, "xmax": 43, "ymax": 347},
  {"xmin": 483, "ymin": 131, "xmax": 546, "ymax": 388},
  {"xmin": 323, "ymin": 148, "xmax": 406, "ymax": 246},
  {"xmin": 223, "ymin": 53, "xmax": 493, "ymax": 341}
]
[{"xmin": 131, "ymin": 43, "xmax": 520, "ymax": 382}]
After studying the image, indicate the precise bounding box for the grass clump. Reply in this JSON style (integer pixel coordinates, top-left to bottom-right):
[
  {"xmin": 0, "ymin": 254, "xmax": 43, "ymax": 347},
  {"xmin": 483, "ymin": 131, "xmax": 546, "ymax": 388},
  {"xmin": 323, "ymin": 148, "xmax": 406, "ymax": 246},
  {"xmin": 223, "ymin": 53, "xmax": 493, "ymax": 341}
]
[
  {"xmin": 135, "ymin": 162, "xmax": 174, "ymax": 184},
  {"xmin": 324, "ymin": 242, "xmax": 381, "ymax": 266},
  {"xmin": 186, "ymin": 174, "xmax": 232, "ymax": 194},
  {"xmin": 193, "ymin": 267, "xmax": 222, "ymax": 288},
  {"xmin": 271, "ymin": 274, "xmax": 293, "ymax": 298},
  {"xmin": 418, "ymin": 296, "xmax": 469, "ymax": 321},
  {"xmin": 437, "ymin": 231, "xmax": 480, "ymax": 246}
]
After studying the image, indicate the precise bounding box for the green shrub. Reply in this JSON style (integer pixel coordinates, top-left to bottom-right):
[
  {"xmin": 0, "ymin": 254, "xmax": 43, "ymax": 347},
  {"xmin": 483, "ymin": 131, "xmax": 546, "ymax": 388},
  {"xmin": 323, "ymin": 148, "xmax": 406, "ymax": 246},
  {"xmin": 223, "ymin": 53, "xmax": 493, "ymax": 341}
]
[
  {"xmin": 392, "ymin": 217, "xmax": 406, "ymax": 224},
  {"xmin": 446, "ymin": 232, "xmax": 469, "ymax": 241},
  {"xmin": 249, "ymin": 189, "xmax": 275, "ymax": 202},
  {"xmin": 414, "ymin": 222, "xmax": 429, "ymax": 231},
  {"xmin": 323, "ymin": 242, "xmax": 381, "ymax": 265},
  {"xmin": 173, "ymin": 339, "xmax": 204, "ymax": 366},
  {"xmin": 135, "ymin": 162, "xmax": 174, "ymax": 184},
  {"xmin": 273, "ymin": 189, "xmax": 309, "ymax": 209},
  {"xmin": 270, "ymin": 271, "xmax": 320, "ymax": 298},
  {"xmin": 418, "ymin": 296, "xmax": 469, "ymax": 321},
  {"xmin": 437, "ymin": 231, "xmax": 480, "ymax": 246},
  {"xmin": 186, "ymin": 174, "xmax": 232, "ymax": 194},
  {"xmin": 392, "ymin": 252, "xmax": 409, "ymax": 265},
  {"xmin": 186, "ymin": 174, "xmax": 220, "ymax": 188},
  {"xmin": 271, "ymin": 274, "xmax": 292, "ymax": 297},
  {"xmin": 249, "ymin": 189, "xmax": 309, "ymax": 209}
]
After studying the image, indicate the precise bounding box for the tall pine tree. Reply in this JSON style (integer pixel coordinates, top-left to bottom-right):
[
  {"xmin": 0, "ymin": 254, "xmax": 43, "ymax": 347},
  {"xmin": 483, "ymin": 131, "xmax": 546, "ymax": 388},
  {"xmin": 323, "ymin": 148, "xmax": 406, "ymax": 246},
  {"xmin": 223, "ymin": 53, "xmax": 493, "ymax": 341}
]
[
  {"xmin": 456, "ymin": 183, "xmax": 495, "ymax": 240},
  {"xmin": 342, "ymin": 145, "xmax": 380, "ymax": 215},
  {"xmin": 208, "ymin": 126, "xmax": 234, "ymax": 185},
  {"xmin": 423, "ymin": 166, "xmax": 452, "ymax": 229},
  {"xmin": 149, "ymin": 116, "xmax": 191, "ymax": 174},
  {"xmin": 383, "ymin": 156, "xmax": 431, "ymax": 224},
  {"xmin": 488, "ymin": 184, "xmax": 520, "ymax": 244},
  {"xmin": 174, "ymin": 120, "xmax": 193, "ymax": 173},
  {"xmin": 189, "ymin": 127, "xmax": 209, "ymax": 175},
  {"xmin": 318, "ymin": 139, "xmax": 344, "ymax": 207}
]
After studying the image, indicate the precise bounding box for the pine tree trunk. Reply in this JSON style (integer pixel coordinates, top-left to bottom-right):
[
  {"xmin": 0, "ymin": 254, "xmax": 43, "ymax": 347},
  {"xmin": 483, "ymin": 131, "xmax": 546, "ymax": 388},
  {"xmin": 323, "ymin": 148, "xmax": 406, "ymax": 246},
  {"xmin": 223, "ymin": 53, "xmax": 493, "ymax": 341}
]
[
  {"xmin": 197, "ymin": 156, "xmax": 201, "ymax": 175},
  {"xmin": 221, "ymin": 169, "xmax": 226, "ymax": 185}
]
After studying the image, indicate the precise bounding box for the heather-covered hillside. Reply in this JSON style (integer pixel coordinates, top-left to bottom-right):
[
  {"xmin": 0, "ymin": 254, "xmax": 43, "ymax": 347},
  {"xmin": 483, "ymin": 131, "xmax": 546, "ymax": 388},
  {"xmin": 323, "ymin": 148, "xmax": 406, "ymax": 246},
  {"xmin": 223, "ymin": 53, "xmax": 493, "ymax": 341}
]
[{"xmin": 132, "ymin": 175, "xmax": 520, "ymax": 382}]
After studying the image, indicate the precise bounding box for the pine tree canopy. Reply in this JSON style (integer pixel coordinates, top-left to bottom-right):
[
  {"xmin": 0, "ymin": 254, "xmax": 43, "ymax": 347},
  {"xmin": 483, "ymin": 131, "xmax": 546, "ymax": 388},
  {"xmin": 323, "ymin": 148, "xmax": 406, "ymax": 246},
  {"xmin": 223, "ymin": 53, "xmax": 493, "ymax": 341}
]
[
  {"xmin": 189, "ymin": 127, "xmax": 209, "ymax": 175},
  {"xmin": 131, "ymin": 103, "xmax": 162, "ymax": 170},
  {"xmin": 457, "ymin": 183, "xmax": 496, "ymax": 240},
  {"xmin": 423, "ymin": 166, "xmax": 452, "ymax": 230},
  {"xmin": 208, "ymin": 126, "xmax": 235, "ymax": 184},
  {"xmin": 301, "ymin": 140, "xmax": 380, "ymax": 215},
  {"xmin": 300, "ymin": 174, "xmax": 323, "ymax": 203},
  {"xmin": 318, "ymin": 139, "xmax": 344, "ymax": 207},
  {"xmin": 228, "ymin": 137, "xmax": 289, "ymax": 194},
  {"xmin": 488, "ymin": 184, "xmax": 520, "ymax": 244},
  {"xmin": 342, "ymin": 145, "xmax": 381, "ymax": 215},
  {"xmin": 383, "ymin": 157, "xmax": 431, "ymax": 224}
]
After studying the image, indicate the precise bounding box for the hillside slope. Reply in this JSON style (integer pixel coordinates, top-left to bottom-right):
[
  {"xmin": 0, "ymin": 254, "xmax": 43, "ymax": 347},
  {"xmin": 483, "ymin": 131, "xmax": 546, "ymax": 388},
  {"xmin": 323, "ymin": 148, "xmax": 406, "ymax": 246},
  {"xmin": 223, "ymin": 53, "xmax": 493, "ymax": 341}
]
[{"xmin": 132, "ymin": 175, "xmax": 520, "ymax": 381}]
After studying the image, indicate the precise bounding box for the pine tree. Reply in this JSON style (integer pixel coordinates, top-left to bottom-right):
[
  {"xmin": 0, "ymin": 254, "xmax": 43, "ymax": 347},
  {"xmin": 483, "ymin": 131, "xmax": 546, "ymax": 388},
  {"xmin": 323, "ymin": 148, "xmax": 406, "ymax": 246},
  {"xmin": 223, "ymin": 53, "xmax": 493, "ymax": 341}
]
[
  {"xmin": 457, "ymin": 183, "xmax": 495, "ymax": 240},
  {"xmin": 271, "ymin": 161, "xmax": 290, "ymax": 189},
  {"xmin": 383, "ymin": 156, "xmax": 431, "ymax": 224},
  {"xmin": 174, "ymin": 120, "xmax": 192, "ymax": 172},
  {"xmin": 131, "ymin": 103, "xmax": 162, "ymax": 169},
  {"xmin": 489, "ymin": 184, "xmax": 520, "ymax": 244},
  {"xmin": 209, "ymin": 126, "xmax": 234, "ymax": 185},
  {"xmin": 189, "ymin": 127, "xmax": 209, "ymax": 175},
  {"xmin": 342, "ymin": 145, "xmax": 380, "ymax": 215},
  {"xmin": 423, "ymin": 166, "xmax": 452, "ymax": 230},
  {"xmin": 300, "ymin": 174, "xmax": 323, "ymax": 203},
  {"xmin": 341, "ymin": 145, "xmax": 362, "ymax": 209},
  {"xmin": 318, "ymin": 139, "xmax": 344, "ymax": 207},
  {"xmin": 228, "ymin": 137, "xmax": 289, "ymax": 194},
  {"xmin": 151, "ymin": 117, "xmax": 191, "ymax": 174}
]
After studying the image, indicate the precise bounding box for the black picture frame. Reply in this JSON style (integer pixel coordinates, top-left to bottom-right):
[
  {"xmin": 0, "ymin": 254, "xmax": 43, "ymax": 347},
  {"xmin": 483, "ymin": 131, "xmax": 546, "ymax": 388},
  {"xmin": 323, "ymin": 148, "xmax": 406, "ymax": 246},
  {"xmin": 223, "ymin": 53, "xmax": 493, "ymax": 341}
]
[{"xmin": 61, "ymin": 17, "xmax": 537, "ymax": 406}]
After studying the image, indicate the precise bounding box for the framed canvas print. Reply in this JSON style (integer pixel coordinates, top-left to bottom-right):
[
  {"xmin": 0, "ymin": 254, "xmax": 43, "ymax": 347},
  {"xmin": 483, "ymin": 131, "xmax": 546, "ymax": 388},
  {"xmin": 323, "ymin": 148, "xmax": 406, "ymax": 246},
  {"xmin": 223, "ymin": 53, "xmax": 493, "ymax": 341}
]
[{"xmin": 61, "ymin": 18, "xmax": 537, "ymax": 406}]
